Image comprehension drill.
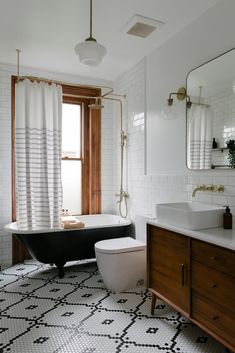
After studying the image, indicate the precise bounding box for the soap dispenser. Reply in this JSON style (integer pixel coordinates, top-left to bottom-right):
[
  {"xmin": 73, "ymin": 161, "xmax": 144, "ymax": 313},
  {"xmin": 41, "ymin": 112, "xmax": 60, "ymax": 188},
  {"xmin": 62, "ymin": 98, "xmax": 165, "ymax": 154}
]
[
  {"xmin": 212, "ymin": 137, "xmax": 218, "ymax": 149},
  {"xmin": 223, "ymin": 206, "xmax": 232, "ymax": 229}
]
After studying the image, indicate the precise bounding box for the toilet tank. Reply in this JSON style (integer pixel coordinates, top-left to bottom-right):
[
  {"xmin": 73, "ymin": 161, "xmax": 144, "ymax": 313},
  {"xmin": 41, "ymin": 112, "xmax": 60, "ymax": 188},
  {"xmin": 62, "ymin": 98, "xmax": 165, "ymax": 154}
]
[{"xmin": 134, "ymin": 215, "xmax": 147, "ymax": 243}]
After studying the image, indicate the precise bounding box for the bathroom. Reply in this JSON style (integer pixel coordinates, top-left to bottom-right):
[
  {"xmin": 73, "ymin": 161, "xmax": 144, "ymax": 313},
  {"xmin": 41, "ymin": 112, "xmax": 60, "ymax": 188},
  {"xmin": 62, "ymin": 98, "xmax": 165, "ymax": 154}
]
[{"xmin": 1, "ymin": 0, "xmax": 235, "ymax": 352}]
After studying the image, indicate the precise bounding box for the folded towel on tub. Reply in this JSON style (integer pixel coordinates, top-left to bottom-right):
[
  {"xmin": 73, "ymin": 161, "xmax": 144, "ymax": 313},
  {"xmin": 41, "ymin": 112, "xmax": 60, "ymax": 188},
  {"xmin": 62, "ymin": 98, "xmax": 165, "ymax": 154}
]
[{"xmin": 62, "ymin": 220, "xmax": 85, "ymax": 229}]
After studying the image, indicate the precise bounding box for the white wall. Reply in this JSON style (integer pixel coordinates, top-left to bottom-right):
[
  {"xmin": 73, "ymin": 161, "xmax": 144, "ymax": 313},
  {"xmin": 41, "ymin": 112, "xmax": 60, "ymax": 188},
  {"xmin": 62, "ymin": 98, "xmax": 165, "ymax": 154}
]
[
  {"xmin": 112, "ymin": 0, "xmax": 235, "ymax": 224},
  {"xmin": 0, "ymin": 63, "xmax": 114, "ymax": 267},
  {"xmin": 146, "ymin": 0, "xmax": 235, "ymax": 175}
]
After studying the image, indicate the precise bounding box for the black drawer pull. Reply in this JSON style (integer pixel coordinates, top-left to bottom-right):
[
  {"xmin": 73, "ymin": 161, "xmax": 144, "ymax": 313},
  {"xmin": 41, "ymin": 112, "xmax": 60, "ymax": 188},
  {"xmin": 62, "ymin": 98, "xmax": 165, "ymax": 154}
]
[{"xmin": 181, "ymin": 264, "xmax": 185, "ymax": 287}]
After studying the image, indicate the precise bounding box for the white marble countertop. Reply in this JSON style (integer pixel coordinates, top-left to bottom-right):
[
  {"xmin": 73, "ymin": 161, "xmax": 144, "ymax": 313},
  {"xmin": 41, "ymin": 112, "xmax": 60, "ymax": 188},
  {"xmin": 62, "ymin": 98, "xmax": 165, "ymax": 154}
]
[{"xmin": 147, "ymin": 218, "xmax": 235, "ymax": 251}]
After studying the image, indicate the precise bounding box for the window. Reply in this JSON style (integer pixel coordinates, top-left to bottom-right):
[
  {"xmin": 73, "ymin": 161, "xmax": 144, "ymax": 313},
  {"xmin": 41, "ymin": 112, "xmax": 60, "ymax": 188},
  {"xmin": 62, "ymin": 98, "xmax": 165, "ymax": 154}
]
[
  {"xmin": 62, "ymin": 84, "xmax": 101, "ymax": 215},
  {"xmin": 61, "ymin": 103, "xmax": 82, "ymax": 214}
]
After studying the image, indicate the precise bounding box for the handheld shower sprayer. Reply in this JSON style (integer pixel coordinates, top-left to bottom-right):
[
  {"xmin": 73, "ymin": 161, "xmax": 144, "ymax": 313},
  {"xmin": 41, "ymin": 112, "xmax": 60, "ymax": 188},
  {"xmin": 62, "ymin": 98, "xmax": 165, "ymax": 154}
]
[{"xmin": 115, "ymin": 129, "xmax": 128, "ymax": 218}]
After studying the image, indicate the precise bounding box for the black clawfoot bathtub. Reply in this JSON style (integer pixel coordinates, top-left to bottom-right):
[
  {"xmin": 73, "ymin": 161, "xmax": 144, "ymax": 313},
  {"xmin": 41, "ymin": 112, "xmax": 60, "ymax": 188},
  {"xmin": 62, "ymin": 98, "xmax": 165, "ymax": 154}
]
[{"xmin": 5, "ymin": 214, "xmax": 132, "ymax": 278}]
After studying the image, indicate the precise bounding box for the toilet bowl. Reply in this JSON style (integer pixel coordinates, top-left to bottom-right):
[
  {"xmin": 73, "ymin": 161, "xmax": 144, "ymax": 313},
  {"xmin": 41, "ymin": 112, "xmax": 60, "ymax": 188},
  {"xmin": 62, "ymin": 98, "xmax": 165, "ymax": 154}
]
[{"xmin": 95, "ymin": 236, "xmax": 146, "ymax": 292}]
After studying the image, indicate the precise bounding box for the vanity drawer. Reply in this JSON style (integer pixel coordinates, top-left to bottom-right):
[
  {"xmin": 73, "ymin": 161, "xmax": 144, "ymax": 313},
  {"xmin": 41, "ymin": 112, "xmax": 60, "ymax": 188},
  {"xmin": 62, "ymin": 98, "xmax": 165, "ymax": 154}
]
[
  {"xmin": 191, "ymin": 261, "xmax": 235, "ymax": 315},
  {"xmin": 191, "ymin": 239, "xmax": 235, "ymax": 276},
  {"xmin": 192, "ymin": 292, "xmax": 235, "ymax": 347}
]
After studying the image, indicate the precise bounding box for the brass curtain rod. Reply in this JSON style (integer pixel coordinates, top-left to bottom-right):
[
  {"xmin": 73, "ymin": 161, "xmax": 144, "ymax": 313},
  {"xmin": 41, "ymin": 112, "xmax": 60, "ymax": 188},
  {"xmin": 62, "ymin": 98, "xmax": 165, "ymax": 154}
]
[
  {"xmin": 17, "ymin": 78, "xmax": 125, "ymax": 132},
  {"xmin": 15, "ymin": 50, "xmax": 125, "ymax": 130},
  {"xmin": 16, "ymin": 77, "xmax": 125, "ymax": 133},
  {"xmin": 16, "ymin": 75, "xmax": 127, "ymax": 98},
  {"xmin": 15, "ymin": 49, "xmax": 126, "ymax": 99},
  {"xmin": 16, "ymin": 49, "xmax": 126, "ymax": 98},
  {"xmin": 16, "ymin": 79, "xmax": 125, "ymax": 129}
]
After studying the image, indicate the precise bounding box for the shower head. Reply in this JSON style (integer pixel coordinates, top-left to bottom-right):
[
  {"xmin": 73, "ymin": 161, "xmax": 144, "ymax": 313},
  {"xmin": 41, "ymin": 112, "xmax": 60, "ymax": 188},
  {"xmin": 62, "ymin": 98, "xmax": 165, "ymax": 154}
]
[{"xmin": 88, "ymin": 98, "xmax": 104, "ymax": 110}]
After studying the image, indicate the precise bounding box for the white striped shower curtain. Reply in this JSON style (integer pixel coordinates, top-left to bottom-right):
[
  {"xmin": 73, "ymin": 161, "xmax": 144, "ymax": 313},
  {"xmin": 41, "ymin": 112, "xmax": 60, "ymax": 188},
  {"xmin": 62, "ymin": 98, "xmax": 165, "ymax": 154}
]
[
  {"xmin": 15, "ymin": 79, "xmax": 63, "ymax": 230},
  {"xmin": 187, "ymin": 105, "xmax": 213, "ymax": 169}
]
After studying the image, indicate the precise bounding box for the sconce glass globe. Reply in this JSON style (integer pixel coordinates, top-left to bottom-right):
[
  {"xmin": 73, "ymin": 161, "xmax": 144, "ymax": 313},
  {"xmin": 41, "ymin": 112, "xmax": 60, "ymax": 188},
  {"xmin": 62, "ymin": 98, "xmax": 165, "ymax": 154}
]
[{"xmin": 160, "ymin": 105, "xmax": 182, "ymax": 120}]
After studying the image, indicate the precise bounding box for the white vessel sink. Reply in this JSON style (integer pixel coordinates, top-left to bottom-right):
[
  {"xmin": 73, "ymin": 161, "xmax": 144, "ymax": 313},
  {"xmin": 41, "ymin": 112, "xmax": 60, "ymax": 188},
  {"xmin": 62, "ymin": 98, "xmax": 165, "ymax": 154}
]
[{"xmin": 156, "ymin": 202, "xmax": 223, "ymax": 230}]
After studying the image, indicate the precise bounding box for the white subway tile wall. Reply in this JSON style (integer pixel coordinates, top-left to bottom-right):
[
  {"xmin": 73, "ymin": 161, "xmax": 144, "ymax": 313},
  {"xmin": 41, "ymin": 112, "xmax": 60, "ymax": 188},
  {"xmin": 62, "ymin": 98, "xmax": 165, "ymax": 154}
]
[
  {"xmin": 113, "ymin": 59, "xmax": 235, "ymax": 222},
  {"xmin": 114, "ymin": 59, "xmax": 146, "ymax": 218}
]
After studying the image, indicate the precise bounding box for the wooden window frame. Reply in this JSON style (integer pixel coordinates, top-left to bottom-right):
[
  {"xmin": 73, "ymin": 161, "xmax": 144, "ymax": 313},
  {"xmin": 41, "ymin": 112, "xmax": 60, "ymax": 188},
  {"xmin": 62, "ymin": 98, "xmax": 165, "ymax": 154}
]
[
  {"xmin": 62, "ymin": 85, "xmax": 101, "ymax": 215},
  {"xmin": 11, "ymin": 77, "xmax": 101, "ymax": 221}
]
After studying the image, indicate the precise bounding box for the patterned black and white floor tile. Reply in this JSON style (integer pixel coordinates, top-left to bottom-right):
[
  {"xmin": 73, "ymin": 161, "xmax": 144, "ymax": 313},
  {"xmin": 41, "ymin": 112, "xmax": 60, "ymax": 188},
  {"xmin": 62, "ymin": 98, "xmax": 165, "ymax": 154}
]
[{"xmin": 0, "ymin": 260, "xmax": 230, "ymax": 353}]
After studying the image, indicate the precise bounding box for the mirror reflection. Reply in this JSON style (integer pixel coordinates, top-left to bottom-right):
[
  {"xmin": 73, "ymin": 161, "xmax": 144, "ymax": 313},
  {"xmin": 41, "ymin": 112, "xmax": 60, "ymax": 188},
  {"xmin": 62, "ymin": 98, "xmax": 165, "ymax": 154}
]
[{"xmin": 187, "ymin": 48, "xmax": 235, "ymax": 170}]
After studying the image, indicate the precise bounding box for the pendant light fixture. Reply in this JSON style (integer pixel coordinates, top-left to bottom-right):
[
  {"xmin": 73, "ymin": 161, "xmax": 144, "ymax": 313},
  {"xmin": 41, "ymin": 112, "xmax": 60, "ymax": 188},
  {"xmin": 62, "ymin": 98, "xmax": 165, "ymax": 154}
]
[{"xmin": 74, "ymin": 0, "xmax": 107, "ymax": 67}]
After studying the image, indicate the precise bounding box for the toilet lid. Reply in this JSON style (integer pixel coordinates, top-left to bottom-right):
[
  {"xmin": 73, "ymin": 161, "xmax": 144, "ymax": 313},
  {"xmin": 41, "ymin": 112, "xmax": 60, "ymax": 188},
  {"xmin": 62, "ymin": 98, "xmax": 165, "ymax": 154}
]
[{"xmin": 95, "ymin": 237, "xmax": 146, "ymax": 254}]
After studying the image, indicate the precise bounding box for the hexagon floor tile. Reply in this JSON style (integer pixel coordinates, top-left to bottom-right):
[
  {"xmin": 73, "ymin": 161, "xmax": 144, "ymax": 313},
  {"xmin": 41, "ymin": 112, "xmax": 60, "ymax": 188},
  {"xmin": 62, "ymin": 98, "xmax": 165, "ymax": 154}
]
[{"xmin": 0, "ymin": 260, "xmax": 229, "ymax": 353}]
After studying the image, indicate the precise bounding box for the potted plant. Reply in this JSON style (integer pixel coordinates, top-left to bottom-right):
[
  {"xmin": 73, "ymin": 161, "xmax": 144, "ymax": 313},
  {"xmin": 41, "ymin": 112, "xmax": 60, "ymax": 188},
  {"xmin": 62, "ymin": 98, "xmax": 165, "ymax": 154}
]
[{"xmin": 226, "ymin": 139, "xmax": 235, "ymax": 168}]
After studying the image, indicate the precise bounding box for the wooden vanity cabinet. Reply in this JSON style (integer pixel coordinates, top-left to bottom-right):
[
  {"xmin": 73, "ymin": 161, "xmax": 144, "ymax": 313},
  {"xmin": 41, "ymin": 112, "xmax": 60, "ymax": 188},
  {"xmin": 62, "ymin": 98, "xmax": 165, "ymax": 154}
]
[
  {"xmin": 147, "ymin": 225, "xmax": 190, "ymax": 316},
  {"xmin": 147, "ymin": 224, "xmax": 235, "ymax": 353}
]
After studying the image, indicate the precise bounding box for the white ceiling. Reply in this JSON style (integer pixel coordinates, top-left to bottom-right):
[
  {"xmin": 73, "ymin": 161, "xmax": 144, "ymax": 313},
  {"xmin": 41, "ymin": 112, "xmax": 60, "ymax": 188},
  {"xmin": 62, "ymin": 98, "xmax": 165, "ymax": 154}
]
[{"xmin": 0, "ymin": 0, "xmax": 220, "ymax": 81}]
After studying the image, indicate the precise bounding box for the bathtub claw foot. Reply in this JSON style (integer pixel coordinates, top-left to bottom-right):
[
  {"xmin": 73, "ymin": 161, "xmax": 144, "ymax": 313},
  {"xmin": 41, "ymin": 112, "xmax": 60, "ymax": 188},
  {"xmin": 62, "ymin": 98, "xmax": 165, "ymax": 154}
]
[
  {"xmin": 58, "ymin": 268, "xmax": 64, "ymax": 278},
  {"xmin": 55, "ymin": 262, "xmax": 65, "ymax": 278}
]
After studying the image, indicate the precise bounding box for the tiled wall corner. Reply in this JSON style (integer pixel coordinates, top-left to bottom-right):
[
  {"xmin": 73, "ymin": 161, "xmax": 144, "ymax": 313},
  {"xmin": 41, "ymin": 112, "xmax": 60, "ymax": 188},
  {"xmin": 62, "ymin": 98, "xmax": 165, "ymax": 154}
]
[{"xmin": 0, "ymin": 69, "xmax": 12, "ymax": 267}]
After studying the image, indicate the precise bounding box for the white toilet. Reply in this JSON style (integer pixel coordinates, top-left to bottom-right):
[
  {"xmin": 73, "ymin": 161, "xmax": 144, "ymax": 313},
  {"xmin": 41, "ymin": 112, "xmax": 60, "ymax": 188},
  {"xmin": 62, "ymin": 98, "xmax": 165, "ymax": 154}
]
[{"xmin": 95, "ymin": 216, "xmax": 146, "ymax": 292}]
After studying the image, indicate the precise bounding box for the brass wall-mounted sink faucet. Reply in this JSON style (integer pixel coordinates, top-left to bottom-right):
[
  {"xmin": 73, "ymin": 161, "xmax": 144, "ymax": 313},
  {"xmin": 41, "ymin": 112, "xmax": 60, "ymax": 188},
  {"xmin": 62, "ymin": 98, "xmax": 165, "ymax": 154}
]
[{"xmin": 192, "ymin": 184, "xmax": 224, "ymax": 197}]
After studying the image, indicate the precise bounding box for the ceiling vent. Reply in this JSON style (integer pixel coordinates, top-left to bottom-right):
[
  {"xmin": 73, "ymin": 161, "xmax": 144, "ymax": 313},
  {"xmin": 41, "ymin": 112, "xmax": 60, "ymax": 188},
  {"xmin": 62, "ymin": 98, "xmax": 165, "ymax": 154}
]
[{"xmin": 121, "ymin": 14, "xmax": 164, "ymax": 39}]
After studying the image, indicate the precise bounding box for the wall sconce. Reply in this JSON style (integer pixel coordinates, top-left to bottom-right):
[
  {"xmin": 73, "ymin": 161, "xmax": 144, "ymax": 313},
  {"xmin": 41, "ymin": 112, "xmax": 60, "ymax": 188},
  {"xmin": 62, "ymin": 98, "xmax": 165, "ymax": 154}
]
[{"xmin": 167, "ymin": 87, "xmax": 192, "ymax": 109}]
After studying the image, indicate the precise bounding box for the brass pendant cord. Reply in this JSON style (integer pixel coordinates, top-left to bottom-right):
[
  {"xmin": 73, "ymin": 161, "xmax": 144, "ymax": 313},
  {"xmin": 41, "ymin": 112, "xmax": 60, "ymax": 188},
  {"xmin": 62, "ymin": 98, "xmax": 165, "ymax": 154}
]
[
  {"xmin": 84, "ymin": 0, "xmax": 96, "ymax": 42},
  {"xmin": 90, "ymin": 0, "xmax": 93, "ymax": 39},
  {"xmin": 15, "ymin": 49, "xmax": 128, "ymax": 218}
]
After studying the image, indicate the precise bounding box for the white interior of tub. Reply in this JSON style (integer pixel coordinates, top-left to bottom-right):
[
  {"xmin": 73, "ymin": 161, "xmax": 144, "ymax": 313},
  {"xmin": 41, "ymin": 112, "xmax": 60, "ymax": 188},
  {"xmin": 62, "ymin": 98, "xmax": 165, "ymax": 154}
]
[
  {"xmin": 74, "ymin": 214, "xmax": 130, "ymax": 227},
  {"xmin": 4, "ymin": 214, "xmax": 131, "ymax": 234}
]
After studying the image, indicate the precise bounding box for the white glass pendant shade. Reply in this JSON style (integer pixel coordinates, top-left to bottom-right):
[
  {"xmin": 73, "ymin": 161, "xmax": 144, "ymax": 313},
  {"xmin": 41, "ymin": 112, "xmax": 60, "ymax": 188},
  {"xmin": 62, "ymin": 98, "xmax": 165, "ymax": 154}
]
[{"xmin": 75, "ymin": 40, "xmax": 107, "ymax": 67}]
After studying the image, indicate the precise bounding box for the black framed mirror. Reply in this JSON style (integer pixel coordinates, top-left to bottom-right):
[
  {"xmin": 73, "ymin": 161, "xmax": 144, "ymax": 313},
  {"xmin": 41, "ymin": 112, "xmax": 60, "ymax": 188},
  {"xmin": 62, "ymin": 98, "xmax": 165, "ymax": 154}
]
[{"xmin": 186, "ymin": 48, "xmax": 235, "ymax": 170}]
